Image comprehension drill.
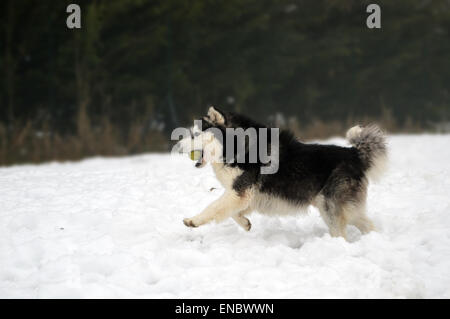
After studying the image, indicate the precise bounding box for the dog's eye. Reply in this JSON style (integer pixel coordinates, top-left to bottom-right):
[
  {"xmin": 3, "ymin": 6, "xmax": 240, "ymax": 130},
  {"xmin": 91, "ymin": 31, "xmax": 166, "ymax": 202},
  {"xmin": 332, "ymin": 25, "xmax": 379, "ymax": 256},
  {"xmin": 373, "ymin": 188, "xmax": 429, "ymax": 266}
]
[{"xmin": 193, "ymin": 132, "xmax": 201, "ymax": 137}]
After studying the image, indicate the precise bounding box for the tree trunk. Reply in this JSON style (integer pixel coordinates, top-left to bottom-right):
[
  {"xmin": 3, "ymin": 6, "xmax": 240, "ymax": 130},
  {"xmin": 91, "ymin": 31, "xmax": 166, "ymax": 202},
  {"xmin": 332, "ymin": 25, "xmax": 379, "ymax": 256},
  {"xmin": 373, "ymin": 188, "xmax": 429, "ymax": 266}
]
[{"xmin": 4, "ymin": 0, "xmax": 15, "ymax": 123}]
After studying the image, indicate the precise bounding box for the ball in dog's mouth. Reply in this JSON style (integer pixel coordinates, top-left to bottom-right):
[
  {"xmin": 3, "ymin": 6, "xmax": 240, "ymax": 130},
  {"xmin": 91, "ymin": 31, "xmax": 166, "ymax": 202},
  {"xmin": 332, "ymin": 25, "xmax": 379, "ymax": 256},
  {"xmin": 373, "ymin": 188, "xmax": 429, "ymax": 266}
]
[
  {"xmin": 190, "ymin": 150, "xmax": 205, "ymax": 168},
  {"xmin": 189, "ymin": 150, "xmax": 202, "ymax": 161}
]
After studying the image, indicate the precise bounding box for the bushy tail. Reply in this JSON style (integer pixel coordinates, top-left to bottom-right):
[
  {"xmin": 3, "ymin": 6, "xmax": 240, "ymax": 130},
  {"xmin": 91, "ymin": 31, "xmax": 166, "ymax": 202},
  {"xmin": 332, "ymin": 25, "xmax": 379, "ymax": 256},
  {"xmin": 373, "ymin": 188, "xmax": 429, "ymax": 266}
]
[{"xmin": 346, "ymin": 124, "xmax": 387, "ymax": 181}]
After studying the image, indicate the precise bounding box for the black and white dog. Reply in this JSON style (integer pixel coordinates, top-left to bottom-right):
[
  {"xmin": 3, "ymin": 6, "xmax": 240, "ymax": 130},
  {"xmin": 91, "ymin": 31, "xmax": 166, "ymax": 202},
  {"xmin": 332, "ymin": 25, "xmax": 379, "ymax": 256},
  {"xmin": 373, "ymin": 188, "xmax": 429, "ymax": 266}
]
[{"xmin": 177, "ymin": 107, "xmax": 387, "ymax": 240}]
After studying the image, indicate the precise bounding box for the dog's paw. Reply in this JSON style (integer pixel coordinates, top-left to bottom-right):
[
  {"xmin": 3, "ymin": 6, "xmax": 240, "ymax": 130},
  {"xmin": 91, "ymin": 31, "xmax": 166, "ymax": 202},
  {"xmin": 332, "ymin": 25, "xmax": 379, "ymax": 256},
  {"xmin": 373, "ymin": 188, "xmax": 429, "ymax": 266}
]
[
  {"xmin": 183, "ymin": 218, "xmax": 199, "ymax": 228},
  {"xmin": 243, "ymin": 218, "xmax": 252, "ymax": 231}
]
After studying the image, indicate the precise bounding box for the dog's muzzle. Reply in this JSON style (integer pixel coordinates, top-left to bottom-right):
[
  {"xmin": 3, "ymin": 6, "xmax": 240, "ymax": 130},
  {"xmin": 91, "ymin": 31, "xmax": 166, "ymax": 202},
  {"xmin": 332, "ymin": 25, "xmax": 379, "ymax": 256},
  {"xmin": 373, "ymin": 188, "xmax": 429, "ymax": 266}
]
[{"xmin": 194, "ymin": 151, "xmax": 206, "ymax": 168}]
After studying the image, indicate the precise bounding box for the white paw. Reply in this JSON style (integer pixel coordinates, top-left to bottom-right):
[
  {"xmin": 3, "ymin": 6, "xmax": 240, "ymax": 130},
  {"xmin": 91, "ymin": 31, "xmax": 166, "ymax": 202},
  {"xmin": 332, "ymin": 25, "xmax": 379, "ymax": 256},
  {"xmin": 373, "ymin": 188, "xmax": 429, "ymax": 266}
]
[{"xmin": 183, "ymin": 218, "xmax": 199, "ymax": 228}]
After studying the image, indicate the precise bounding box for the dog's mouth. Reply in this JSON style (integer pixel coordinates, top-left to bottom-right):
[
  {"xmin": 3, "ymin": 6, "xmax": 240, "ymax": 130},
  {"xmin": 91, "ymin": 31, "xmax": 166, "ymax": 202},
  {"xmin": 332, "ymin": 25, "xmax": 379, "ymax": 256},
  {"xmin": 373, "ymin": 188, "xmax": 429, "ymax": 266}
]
[
  {"xmin": 191, "ymin": 150, "xmax": 206, "ymax": 168},
  {"xmin": 195, "ymin": 158, "xmax": 206, "ymax": 168}
]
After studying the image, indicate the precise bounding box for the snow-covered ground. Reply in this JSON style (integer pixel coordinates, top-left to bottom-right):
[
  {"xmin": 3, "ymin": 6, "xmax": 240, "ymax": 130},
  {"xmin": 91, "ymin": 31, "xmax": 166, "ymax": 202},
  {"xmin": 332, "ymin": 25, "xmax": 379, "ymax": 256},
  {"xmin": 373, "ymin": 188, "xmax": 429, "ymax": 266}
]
[{"xmin": 1, "ymin": 134, "xmax": 449, "ymax": 298}]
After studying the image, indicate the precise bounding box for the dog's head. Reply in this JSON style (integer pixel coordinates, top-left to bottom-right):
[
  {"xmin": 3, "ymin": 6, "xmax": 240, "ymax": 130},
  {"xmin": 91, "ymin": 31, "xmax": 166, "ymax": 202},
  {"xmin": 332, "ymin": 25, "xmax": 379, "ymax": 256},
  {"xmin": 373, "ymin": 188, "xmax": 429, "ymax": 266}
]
[
  {"xmin": 177, "ymin": 106, "xmax": 228, "ymax": 168},
  {"xmin": 173, "ymin": 106, "xmax": 280, "ymax": 174}
]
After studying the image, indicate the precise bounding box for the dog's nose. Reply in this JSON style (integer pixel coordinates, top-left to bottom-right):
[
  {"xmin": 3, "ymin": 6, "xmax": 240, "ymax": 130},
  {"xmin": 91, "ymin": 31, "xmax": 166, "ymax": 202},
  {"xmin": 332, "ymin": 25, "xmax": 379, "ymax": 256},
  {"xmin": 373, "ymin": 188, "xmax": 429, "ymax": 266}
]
[{"xmin": 195, "ymin": 157, "xmax": 206, "ymax": 168}]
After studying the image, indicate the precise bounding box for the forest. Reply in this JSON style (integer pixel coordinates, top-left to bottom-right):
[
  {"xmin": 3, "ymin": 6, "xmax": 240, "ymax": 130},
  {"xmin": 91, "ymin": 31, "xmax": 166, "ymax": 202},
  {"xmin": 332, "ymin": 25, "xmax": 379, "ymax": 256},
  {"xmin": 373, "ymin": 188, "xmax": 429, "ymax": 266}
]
[{"xmin": 0, "ymin": 0, "xmax": 449, "ymax": 165}]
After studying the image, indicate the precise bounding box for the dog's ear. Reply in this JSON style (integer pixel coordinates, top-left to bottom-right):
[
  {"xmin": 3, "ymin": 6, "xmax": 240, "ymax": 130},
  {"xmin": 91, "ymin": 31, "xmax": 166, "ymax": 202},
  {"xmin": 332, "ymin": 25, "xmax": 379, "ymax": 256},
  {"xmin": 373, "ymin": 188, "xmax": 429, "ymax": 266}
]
[{"xmin": 207, "ymin": 106, "xmax": 225, "ymax": 125}]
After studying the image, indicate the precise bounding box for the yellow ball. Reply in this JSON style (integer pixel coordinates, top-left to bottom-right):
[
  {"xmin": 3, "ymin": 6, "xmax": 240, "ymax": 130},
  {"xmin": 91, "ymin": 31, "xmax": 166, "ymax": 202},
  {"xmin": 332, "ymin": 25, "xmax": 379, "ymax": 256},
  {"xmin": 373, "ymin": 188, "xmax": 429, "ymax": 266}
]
[{"xmin": 189, "ymin": 150, "xmax": 202, "ymax": 161}]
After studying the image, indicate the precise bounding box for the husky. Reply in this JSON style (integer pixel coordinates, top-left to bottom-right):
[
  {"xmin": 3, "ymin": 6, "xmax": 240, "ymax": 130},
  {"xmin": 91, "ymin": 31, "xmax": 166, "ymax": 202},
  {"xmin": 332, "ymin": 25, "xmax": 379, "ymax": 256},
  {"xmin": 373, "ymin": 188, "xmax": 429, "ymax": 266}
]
[{"xmin": 177, "ymin": 106, "xmax": 387, "ymax": 239}]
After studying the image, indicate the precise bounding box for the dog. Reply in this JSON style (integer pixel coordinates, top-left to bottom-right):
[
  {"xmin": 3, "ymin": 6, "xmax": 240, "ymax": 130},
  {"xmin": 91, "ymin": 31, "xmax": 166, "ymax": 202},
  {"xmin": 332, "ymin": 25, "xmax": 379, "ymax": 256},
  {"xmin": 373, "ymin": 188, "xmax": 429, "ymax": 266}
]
[{"xmin": 177, "ymin": 106, "xmax": 387, "ymax": 239}]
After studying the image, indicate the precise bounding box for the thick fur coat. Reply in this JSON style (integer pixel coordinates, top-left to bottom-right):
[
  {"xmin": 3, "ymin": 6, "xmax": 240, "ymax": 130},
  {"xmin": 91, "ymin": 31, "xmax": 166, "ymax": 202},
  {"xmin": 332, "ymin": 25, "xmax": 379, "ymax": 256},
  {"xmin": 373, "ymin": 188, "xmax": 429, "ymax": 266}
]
[{"xmin": 179, "ymin": 107, "xmax": 387, "ymax": 239}]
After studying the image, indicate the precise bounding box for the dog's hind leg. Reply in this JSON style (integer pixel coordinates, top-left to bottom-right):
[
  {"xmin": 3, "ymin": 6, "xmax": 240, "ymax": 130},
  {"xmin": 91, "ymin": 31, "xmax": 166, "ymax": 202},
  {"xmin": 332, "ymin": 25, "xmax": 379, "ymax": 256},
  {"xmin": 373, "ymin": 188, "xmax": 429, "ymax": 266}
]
[
  {"xmin": 232, "ymin": 207, "xmax": 252, "ymax": 231},
  {"xmin": 341, "ymin": 185, "xmax": 375, "ymax": 235},
  {"xmin": 183, "ymin": 190, "xmax": 250, "ymax": 228},
  {"xmin": 316, "ymin": 195, "xmax": 348, "ymax": 240},
  {"xmin": 345, "ymin": 202, "xmax": 375, "ymax": 234},
  {"xmin": 350, "ymin": 213, "xmax": 375, "ymax": 234}
]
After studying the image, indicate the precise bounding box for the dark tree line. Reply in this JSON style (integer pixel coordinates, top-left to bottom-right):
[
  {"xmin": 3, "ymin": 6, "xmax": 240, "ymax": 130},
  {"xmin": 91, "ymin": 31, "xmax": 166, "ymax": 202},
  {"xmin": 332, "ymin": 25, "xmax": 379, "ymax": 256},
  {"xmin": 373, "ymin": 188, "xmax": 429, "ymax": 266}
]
[{"xmin": 0, "ymin": 0, "xmax": 449, "ymax": 164}]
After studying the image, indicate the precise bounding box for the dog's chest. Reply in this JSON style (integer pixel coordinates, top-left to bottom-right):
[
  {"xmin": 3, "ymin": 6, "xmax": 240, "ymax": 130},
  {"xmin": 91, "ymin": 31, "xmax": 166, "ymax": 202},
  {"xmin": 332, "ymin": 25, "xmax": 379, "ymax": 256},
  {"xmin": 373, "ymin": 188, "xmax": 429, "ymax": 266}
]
[{"xmin": 211, "ymin": 163, "xmax": 243, "ymax": 190}]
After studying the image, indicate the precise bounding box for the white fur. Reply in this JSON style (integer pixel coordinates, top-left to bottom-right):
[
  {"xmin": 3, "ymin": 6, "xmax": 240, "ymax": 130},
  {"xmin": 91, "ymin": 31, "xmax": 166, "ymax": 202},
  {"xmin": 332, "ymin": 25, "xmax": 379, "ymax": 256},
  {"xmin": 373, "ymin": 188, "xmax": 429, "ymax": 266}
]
[
  {"xmin": 211, "ymin": 163, "xmax": 242, "ymax": 190},
  {"xmin": 250, "ymin": 190, "xmax": 308, "ymax": 216},
  {"xmin": 346, "ymin": 125, "xmax": 363, "ymax": 140},
  {"xmin": 207, "ymin": 106, "xmax": 225, "ymax": 125},
  {"xmin": 366, "ymin": 152, "xmax": 388, "ymax": 182},
  {"xmin": 183, "ymin": 189, "xmax": 250, "ymax": 227},
  {"xmin": 346, "ymin": 125, "xmax": 388, "ymax": 182}
]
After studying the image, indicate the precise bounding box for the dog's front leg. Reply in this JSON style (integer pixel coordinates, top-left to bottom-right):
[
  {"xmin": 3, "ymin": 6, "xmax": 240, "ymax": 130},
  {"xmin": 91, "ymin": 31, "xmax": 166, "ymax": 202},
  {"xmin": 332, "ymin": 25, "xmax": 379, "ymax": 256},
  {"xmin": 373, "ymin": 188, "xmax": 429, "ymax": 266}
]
[
  {"xmin": 183, "ymin": 191, "xmax": 249, "ymax": 228},
  {"xmin": 232, "ymin": 207, "xmax": 252, "ymax": 231}
]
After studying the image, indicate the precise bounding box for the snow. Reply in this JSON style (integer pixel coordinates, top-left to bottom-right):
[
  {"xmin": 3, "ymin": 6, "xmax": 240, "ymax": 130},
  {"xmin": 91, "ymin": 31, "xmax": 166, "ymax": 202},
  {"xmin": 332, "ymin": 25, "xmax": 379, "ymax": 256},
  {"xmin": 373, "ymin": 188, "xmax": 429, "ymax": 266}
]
[{"xmin": 1, "ymin": 134, "xmax": 450, "ymax": 298}]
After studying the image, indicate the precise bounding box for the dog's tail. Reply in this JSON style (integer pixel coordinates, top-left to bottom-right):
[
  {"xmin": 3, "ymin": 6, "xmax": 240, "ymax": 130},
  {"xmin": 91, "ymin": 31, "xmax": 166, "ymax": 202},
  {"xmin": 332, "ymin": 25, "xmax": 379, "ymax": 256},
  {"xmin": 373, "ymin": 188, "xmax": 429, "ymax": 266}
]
[{"xmin": 346, "ymin": 124, "xmax": 387, "ymax": 182}]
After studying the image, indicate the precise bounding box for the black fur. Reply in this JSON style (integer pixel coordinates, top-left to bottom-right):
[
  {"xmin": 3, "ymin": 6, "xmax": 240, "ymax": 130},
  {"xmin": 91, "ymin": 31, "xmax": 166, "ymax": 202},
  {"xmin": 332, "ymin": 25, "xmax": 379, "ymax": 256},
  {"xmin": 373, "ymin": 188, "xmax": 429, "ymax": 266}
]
[{"xmin": 199, "ymin": 110, "xmax": 366, "ymax": 205}]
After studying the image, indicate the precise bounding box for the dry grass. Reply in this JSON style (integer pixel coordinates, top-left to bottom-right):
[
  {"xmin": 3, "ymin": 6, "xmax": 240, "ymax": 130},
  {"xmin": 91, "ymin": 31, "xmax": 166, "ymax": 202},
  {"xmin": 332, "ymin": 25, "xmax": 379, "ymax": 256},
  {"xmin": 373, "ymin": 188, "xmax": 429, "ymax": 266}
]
[
  {"xmin": 0, "ymin": 107, "xmax": 427, "ymax": 166},
  {"xmin": 0, "ymin": 116, "xmax": 167, "ymax": 166},
  {"xmin": 285, "ymin": 109, "xmax": 423, "ymax": 141}
]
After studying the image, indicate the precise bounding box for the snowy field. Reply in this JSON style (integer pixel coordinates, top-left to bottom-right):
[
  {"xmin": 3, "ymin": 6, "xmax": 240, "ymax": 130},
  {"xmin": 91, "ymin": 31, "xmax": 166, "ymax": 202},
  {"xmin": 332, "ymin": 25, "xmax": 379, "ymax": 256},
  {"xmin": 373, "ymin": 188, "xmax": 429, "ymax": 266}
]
[{"xmin": 1, "ymin": 134, "xmax": 449, "ymax": 298}]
